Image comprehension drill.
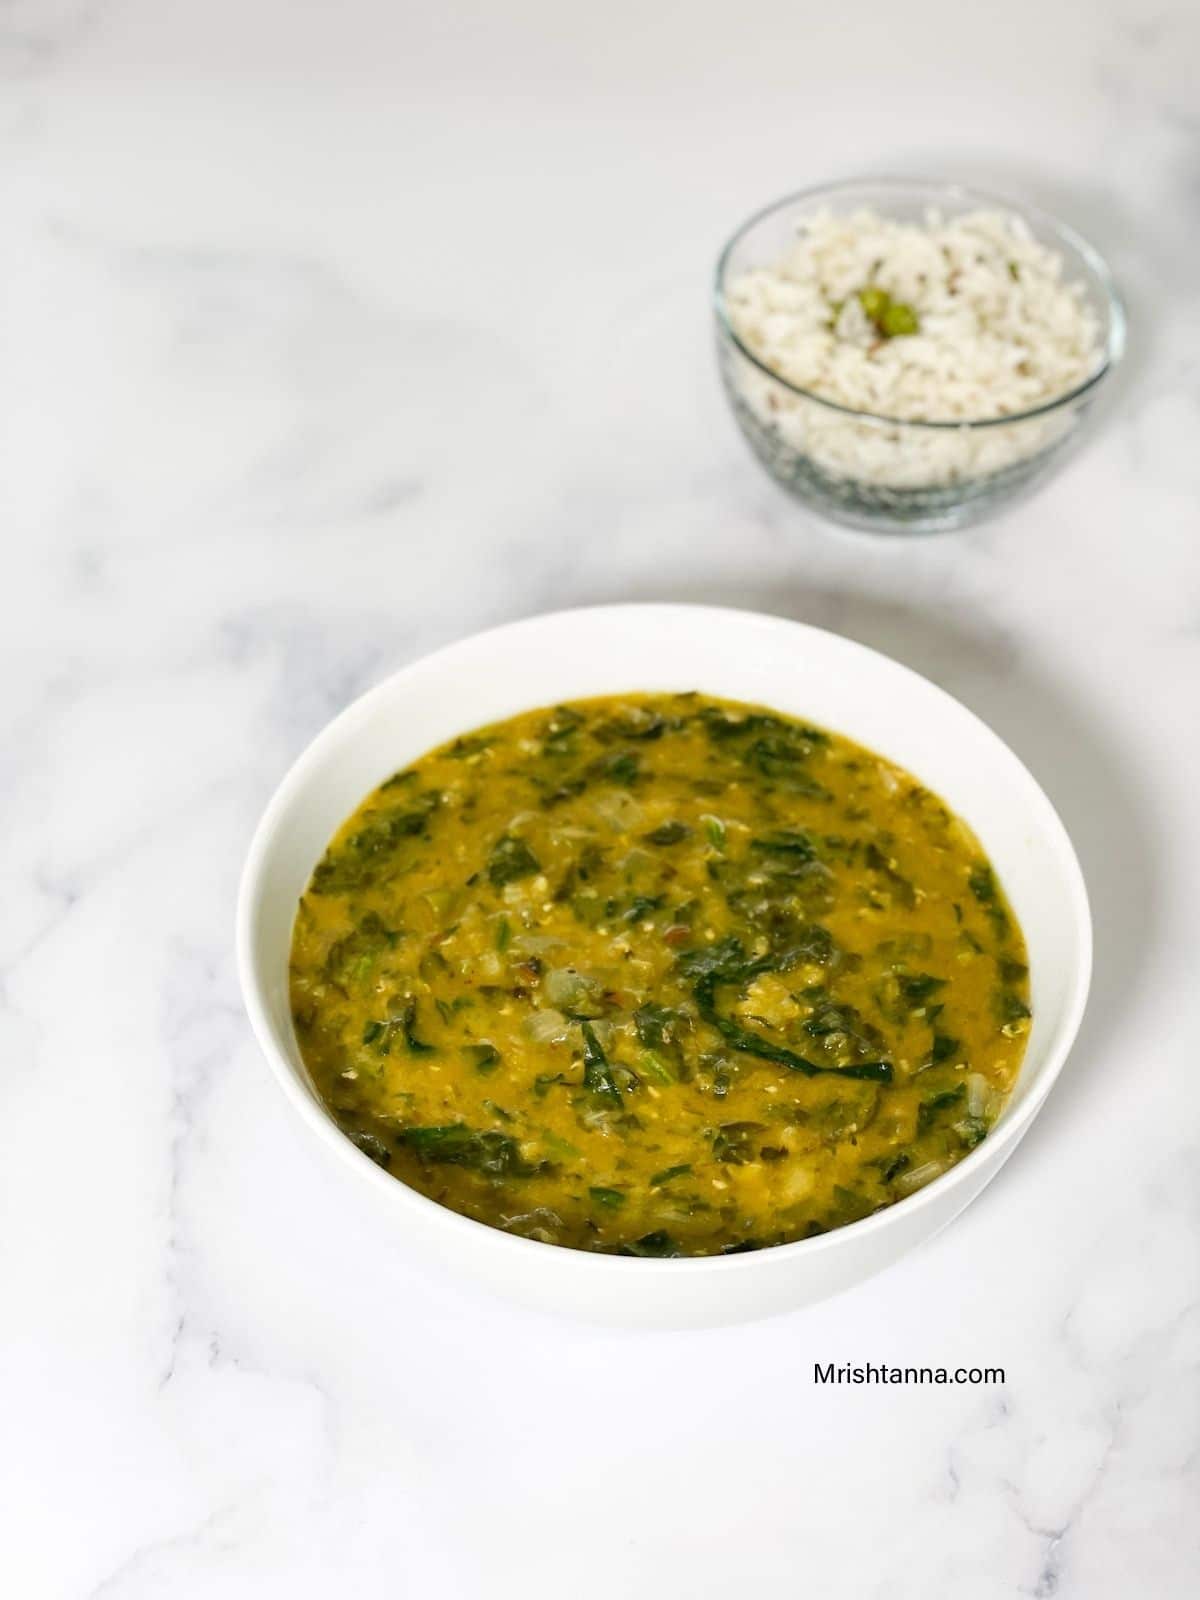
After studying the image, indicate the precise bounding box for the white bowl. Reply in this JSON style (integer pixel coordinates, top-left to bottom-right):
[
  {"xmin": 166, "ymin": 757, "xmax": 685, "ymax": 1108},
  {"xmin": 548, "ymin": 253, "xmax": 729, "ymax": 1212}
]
[{"xmin": 237, "ymin": 605, "xmax": 1091, "ymax": 1328}]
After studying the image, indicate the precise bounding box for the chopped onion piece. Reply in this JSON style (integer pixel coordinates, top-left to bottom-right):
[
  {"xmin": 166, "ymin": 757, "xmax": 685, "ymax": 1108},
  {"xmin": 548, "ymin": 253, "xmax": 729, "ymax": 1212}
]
[
  {"xmin": 502, "ymin": 1207, "xmax": 565, "ymax": 1244},
  {"xmin": 544, "ymin": 966, "xmax": 602, "ymax": 1011},
  {"xmin": 577, "ymin": 1105, "xmax": 617, "ymax": 1134},
  {"xmin": 524, "ymin": 1008, "xmax": 571, "ymax": 1044},
  {"xmin": 592, "ymin": 791, "xmax": 643, "ymax": 831},
  {"xmin": 473, "ymin": 950, "xmax": 503, "ymax": 981},
  {"xmin": 966, "ymin": 1072, "xmax": 991, "ymax": 1119},
  {"xmin": 894, "ymin": 1159, "xmax": 949, "ymax": 1197},
  {"xmin": 511, "ymin": 932, "xmax": 566, "ymax": 956},
  {"xmin": 585, "ymin": 1016, "xmax": 614, "ymax": 1049}
]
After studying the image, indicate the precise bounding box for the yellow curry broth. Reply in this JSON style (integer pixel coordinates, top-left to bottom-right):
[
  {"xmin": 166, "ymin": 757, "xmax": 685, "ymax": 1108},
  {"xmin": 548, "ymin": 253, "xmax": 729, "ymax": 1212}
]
[{"xmin": 289, "ymin": 693, "xmax": 1030, "ymax": 1256}]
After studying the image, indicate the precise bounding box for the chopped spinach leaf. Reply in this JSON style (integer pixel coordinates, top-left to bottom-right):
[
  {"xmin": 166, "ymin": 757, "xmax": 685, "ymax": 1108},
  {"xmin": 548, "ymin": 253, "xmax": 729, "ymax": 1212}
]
[
  {"xmin": 487, "ymin": 834, "xmax": 541, "ymax": 888},
  {"xmin": 463, "ymin": 1042, "xmax": 501, "ymax": 1075},
  {"xmin": 310, "ymin": 798, "xmax": 439, "ymax": 893},
  {"xmin": 877, "ymin": 1151, "xmax": 911, "ymax": 1183},
  {"xmin": 623, "ymin": 893, "xmax": 666, "ymax": 923},
  {"xmin": 864, "ymin": 842, "xmax": 916, "ymax": 908},
  {"xmin": 917, "ymin": 1085, "xmax": 966, "ymax": 1134},
  {"xmin": 969, "ymin": 864, "xmax": 997, "ymax": 903},
  {"xmin": 712, "ymin": 1122, "xmax": 766, "ymax": 1165},
  {"xmin": 633, "ymin": 1001, "xmax": 684, "ymax": 1049},
  {"xmin": 399, "ymin": 998, "xmax": 435, "ymax": 1054},
  {"xmin": 398, "ymin": 1123, "xmax": 545, "ymax": 1178},
  {"xmin": 830, "ymin": 1185, "xmax": 876, "ymax": 1224},
  {"xmin": 898, "ymin": 974, "xmax": 946, "ymax": 1006},
  {"xmin": 650, "ymin": 1163, "xmax": 692, "ymax": 1187},
  {"xmin": 751, "ymin": 829, "xmax": 818, "ymax": 861},
  {"xmin": 644, "ymin": 821, "xmax": 690, "ymax": 846},
  {"xmin": 580, "ymin": 1021, "xmax": 622, "ymax": 1104},
  {"xmin": 995, "ymin": 988, "xmax": 1032, "ymax": 1026},
  {"xmin": 589, "ymin": 749, "xmax": 640, "ymax": 787},
  {"xmin": 679, "ymin": 938, "xmax": 892, "ymax": 1082},
  {"xmin": 969, "ymin": 862, "xmax": 1010, "ymax": 937},
  {"xmin": 636, "ymin": 1050, "xmax": 676, "ymax": 1085},
  {"xmin": 594, "ymin": 709, "xmax": 672, "ymax": 742},
  {"xmin": 618, "ymin": 1229, "xmax": 680, "ymax": 1257},
  {"xmin": 446, "ymin": 735, "xmax": 493, "ymax": 759},
  {"xmin": 350, "ymin": 1130, "xmax": 392, "ymax": 1168},
  {"xmin": 926, "ymin": 1033, "xmax": 961, "ymax": 1066}
]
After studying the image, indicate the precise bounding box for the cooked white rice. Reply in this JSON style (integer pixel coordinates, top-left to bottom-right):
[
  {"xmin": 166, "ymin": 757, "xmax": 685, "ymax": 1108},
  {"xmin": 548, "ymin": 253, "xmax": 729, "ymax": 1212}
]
[{"xmin": 723, "ymin": 207, "xmax": 1103, "ymax": 490}]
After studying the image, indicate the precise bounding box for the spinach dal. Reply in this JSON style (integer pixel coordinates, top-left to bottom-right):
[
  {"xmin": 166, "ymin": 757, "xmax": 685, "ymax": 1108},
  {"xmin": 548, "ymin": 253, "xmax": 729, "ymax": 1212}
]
[{"xmin": 289, "ymin": 693, "xmax": 1031, "ymax": 1257}]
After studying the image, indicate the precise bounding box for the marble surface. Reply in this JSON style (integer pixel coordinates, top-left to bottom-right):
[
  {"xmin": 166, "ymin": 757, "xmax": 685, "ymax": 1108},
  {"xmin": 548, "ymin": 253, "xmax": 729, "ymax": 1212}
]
[{"xmin": 4, "ymin": 2, "xmax": 1198, "ymax": 1594}]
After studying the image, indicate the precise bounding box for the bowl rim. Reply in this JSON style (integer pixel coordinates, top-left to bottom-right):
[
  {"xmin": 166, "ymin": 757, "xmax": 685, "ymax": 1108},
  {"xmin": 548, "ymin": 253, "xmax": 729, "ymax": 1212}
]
[
  {"xmin": 237, "ymin": 603, "xmax": 1093, "ymax": 1277},
  {"xmin": 713, "ymin": 175, "xmax": 1126, "ymax": 430}
]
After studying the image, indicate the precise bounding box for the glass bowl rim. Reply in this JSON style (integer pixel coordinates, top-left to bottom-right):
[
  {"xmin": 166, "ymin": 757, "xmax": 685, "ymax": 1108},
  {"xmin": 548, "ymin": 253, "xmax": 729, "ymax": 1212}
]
[{"xmin": 713, "ymin": 175, "xmax": 1126, "ymax": 431}]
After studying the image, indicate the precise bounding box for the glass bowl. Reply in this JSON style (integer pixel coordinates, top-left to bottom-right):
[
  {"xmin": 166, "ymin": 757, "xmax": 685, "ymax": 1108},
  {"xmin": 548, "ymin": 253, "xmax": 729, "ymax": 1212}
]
[{"xmin": 714, "ymin": 179, "xmax": 1125, "ymax": 535}]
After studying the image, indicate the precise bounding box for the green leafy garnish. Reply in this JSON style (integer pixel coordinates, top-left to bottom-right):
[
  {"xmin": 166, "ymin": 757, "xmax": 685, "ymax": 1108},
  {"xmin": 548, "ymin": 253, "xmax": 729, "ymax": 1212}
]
[
  {"xmin": 830, "ymin": 1184, "xmax": 877, "ymax": 1224},
  {"xmin": 633, "ymin": 1002, "xmax": 683, "ymax": 1049},
  {"xmin": 678, "ymin": 937, "xmax": 893, "ymax": 1082},
  {"xmin": 637, "ymin": 1050, "xmax": 677, "ymax": 1085},
  {"xmin": 589, "ymin": 750, "xmax": 639, "ymax": 787},
  {"xmin": 995, "ymin": 989, "xmax": 1032, "ymax": 1027},
  {"xmin": 463, "ymin": 1042, "xmax": 501, "ymax": 1075},
  {"xmin": 650, "ymin": 1163, "xmax": 692, "ymax": 1187},
  {"xmin": 487, "ymin": 834, "xmax": 541, "ymax": 888},
  {"xmin": 310, "ymin": 797, "xmax": 439, "ymax": 892},
  {"xmin": 858, "ymin": 285, "xmax": 889, "ymax": 323},
  {"xmin": 361, "ymin": 997, "xmax": 434, "ymax": 1056},
  {"xmin": 322, "ymin": 912, "xmax": 400, "ymax": 987},
  {"xmin": 879, "ymin": 301, "xmax": 918, "ymax": 337},
  {"xmin": 877, "ymin": 1151, "xmax": 911, "ymax": 1183},
  {"xmin": 703, "ymin": 814, "xmax": 727, "ymax": 851},
  {"xmin": 618, "ymin": 1230, "xmax": 680, "ymax": 1257},
  {"xmin": 898, "ymin": 974, "xmax": 946, "ymax": 1007},
  {"xmin": 399, "ymin": 997, "xmax": 434, "ymax": 1054},
  {"xmin": 712, "ymin": 1122, "xmax": 766, "ymax": 1165},
  {"xmin": 644, "ymin": 821, "xmax": 689, "ymax": 846},
  {"xmin": 917, "ymin": 1085, "xmax": 966, "ymax": 1134},
  {"xmin": 351, "ymin": 1130, "xmax": 393, "ymax": 1168},
  {"xmin": 398, "ymin": 1124, "xmax": 545, "ymax": 1178},
  {"xmin": 580, "ymin": 1021, "xmax": 622, "ymax": 1104},
  {"xmin": 969, "ymin": 865, "xmax": 998, "ymax": 903},
  {"xmin": 623, "ymin": 893, "xmax": 666, "ymax": 924},
  {"xmin": 853, "ymin": 284, "xmax": 920, "ymax": 339},
  {"xmin": 926, "ymin": 1033, "xmax": 960, "ymax": 1066},
  {"xmin": 751, "ymin": 830, "xmax": 818, "ymax": 861}
]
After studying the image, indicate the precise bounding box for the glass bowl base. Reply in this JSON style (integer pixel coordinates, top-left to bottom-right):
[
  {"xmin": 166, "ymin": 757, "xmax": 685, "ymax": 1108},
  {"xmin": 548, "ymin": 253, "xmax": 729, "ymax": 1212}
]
[{"xmin": 727, "ymin": 387, "xmax": 1078, "ymax": 536}]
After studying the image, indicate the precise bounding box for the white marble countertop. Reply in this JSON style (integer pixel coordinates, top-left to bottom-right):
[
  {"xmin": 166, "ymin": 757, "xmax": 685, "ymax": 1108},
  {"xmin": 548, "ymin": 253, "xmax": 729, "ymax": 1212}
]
[{"xmin": 5, "ymin": 2, "xmax": 1198, "ymax": 1594}]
